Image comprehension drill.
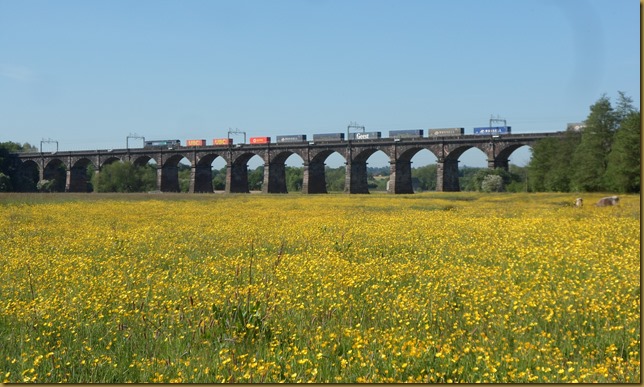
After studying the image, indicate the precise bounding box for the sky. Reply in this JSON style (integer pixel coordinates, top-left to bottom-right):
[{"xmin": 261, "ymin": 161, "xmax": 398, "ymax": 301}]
[{"xmin": 0, "ymin": 0, "xmax": 640, "ymax": 169}]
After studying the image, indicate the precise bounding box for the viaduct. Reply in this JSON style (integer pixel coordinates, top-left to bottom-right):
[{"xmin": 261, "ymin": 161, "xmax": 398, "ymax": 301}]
[{"xmin": 13, "ymin": 132, "xmax": 565, "ymax": 194}]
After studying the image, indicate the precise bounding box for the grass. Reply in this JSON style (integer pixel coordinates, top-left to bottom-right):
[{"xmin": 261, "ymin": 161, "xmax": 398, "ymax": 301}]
[{"xmin": 0, "ymin": 192, "xmax": 640, "ymax": 382}]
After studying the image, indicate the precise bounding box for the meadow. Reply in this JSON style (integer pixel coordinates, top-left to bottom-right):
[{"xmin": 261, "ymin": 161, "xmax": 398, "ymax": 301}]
[{"xmin": 0, "ymin": 192, "xmax": 640, "ymax": 383}]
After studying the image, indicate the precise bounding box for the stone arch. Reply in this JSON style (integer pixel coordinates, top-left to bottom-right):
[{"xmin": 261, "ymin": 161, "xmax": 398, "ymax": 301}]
[
  {"xmin": 227, "ymin": 151, "xmax": 262, "ymax": 193},
  {"xmin": 389, "ymin": 146, "xmax": 439, "ymax": 194},
  {"xmin": 100, "ymin": 156, "xmax": 122, "ymax": 169},
  {"xmin": 132, "ymin": 155, "xmax": 153, "ymax": 167},
  {"xmin": 43, "ymin": 158, "xmax": 66, "ymax": 192},
  {"xmin": 262, "ymin": 150, "xmax": 304, "ymax": 194},
  {"xmin": 304, "ymin": 149, "xmax": 347, "ymax": 194},
  {"xmin": 346, "ymin": 147, "xmax": 391, "ymax": 194},
  {"xmin": 160, "ymin": 153, "xmax": 190, "ymax": 192},
  {"xmin": 495, "ymin": 143, "xmax": 531, "ymax": 170},
  {"xmin": 194, "ymin": 152, "xmax": 229, "ymax": 193},
  {"xmin": 398, "ymin": 146, "xmax": 439, "ymax": 163},
  {"xmin": 443, "ymin": 144, "xmax": 481, "ymax": 163},
  {"xmin": 439, "ymin": 145, "xmax": 483, "ymax": 192},
  {"xmin": 68, "ymin": 157, "xmax": 95, "ymax": 192}
]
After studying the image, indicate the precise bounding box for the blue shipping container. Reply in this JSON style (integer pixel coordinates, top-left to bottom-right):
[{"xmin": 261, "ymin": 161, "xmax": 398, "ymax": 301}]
[{"xmin": 472, "ymin": 126, "xmax": 511, "ymax": 135}]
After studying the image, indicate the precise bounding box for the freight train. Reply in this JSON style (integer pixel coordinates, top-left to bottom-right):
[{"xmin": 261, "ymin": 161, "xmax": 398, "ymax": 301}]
[{"xmin": 142, "ymin": 126, "xmax": 511, "ymax": 149}]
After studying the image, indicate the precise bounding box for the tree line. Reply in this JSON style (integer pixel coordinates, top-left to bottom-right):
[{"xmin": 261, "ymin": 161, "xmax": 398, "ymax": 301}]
[
  {"xmin": 0, "ymin": 92, "xmax": 638, "ymax": 193},
  {"xmin": 528, "ymin": 92, "xmax": 640, "ymax": 193}
]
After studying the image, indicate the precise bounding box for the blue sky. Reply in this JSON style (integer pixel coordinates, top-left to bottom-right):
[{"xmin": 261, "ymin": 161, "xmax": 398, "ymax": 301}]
[{"xmin": 0, "ymin": 0, "xmax": 639, "ymax": 168}]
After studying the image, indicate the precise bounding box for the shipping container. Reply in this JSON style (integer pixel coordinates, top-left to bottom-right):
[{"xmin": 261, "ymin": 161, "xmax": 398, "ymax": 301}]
[
  {"xmin": 472, "ymin": 126, "xmax": 511, "ymax": 135},
  {"xmin": 427, "ymin": 128, "xmax": 464, "ymax": 136},
  {"xmin": 349, "ymin": 131, "xmax": 382, "ymax": 140},
  {"xmin": 312, "ymin": 133, "xmax": 345, "ymax": 142},
  {"xmin": 276, "ymin": 134, "xmax": 307, "ymax": 143},
  {"xmin": 250, "ymin": 136, "xmax": 271, "ymax": 144},
  {"xmin": 144, "ymin": 139, "xmax": 181, "ymax": 149},
  {"xmin": 388, "ymin": 129, "xmax": 424, "ymax": 138},
  {"xmin": 213, "ymin": 138, "xmax": 233, "ymax": 146},
  {"xmin": 186, "ymin": 139, "xmax": 206, "ymax": 147}
]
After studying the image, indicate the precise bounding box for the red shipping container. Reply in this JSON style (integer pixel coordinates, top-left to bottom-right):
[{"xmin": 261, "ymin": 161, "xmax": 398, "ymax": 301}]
[
  {"xmin": 186, "ymin": 139, "xmax": 206, "ymax": 146},
  {"xmin": 250, "ymin": 136, "xmax": 270, "ymax": 144},
  {"xmin": 213, "ymin": 138, "xmax": 232, "ymax": 146}
]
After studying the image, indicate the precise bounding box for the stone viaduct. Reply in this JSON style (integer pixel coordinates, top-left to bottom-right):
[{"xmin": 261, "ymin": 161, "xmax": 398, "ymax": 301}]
[{"xmin": 13, "ymin": 132, "xmax": 565, "ymax": 194}]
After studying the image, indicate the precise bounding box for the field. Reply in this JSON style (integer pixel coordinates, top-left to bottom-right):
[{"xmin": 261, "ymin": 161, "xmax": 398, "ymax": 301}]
[{"xmin": 0, "ymin": 192, "xmax": 640, "ymax": 383}]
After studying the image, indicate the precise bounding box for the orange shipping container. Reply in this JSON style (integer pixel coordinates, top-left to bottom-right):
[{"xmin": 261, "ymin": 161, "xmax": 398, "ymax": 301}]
[
  {"xmin": 186, "ymin": 139, "xmax": 206, "ymax": 146},
  {"xmin": 213, "ymin": 138, "xmax": 233, "ymax": 146},
  {"xmin": 250, "ymin": 136, "xmax": 270, "ymax": 144}
]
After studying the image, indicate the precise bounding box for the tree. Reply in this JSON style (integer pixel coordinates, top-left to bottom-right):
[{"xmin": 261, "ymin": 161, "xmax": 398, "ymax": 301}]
[
  {"xmin": 178, "ymin": 164, "xmax": 191, "ymax": 192},
  {"xmin": 212, "ymin": 167, "xmax": 226, "ymax": 191},
  {"xmin": 412, "ymin": 164, "xmax": 437, "ymax": 191},
  {"xmin": 466, "ymin": 168, "xmax": 512, "ymax": 192},
  {"xmin": 0, "ymin": 142, "xmax": 40, "ymax": 191},
  {"xmin": 605, "ymin": 109, "xmax": 641, "ymax": 192},
  {"xmin": 481, "ymin": 174, "xmax": 504, "ymax": 192},
  {"xmin": 506, "ymin": 164, "xmax": 529, "ymax": 192},
  {"xmin": 95, "ymin": 162, "xmax": 157, "ymax": 192},
  {"xmin": 37, "ymin": 179, "xmax": 56, "ymax": 192},
  {"xmin": 247, "ymin": 166, "xmax": 264, "ymax": 191},
  {"xmin": 0, "ymin": 172, "xmax": 12, "ymax": 192},
  {"xmin": 528, "ymin": 131, "xmax": 581, "ymax": 192},
  {"xmin": 285, "ymin": 167, "xmax": 303, "ymax": 192},
  {"xmin": 325, "ymin": 166, "xmax": 345, "ymax": 192},
  {"xmin": 459, "ymin": 166, "xmax": 484, "ymax": 191},
  {"xmin": 570, "ymin": 95, "xmax": 618, "ymax": 191}
]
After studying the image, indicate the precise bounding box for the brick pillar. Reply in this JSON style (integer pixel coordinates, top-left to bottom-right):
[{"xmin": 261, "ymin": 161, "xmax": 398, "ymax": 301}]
[
  {"xmin": 226, "ymin": 162, "xmax": 249, "ymax": 193},
  {"xmin": 437, "ymin": 158, "xmax": 459, "ymax": 192},
  {"xmin": 93, "ymin": 169, "xmax": 100, "ymax": 192},
  {"xmin": 65, "ymin": 169, "xmax": 72, "ymax": 192},
  {"xmin": 488, "ymin": 158, "xmax": 509, "ymax": 171},
  {"xmin": 193, "ymin": 165, "xmax": 213, "ymax": 193},
  {"xmin": 160, "ymin": 164, "xmax": 180, "ymax": 192},
  {"xmin": 344, "ymin": 160, "xmax": 369, "ymax": 194},
  {"xmin": 263, "ymin": 162, "xmax": 287, "ymax": 193},
  {"xmin": 388, "ymin": 160, "xmax": 413, "ymax": 194},
  {"xmin": 302, "ymin": 161, "xmax": 327, "ymax": 194},
  {"xmin": 67, "ymin": 165, "xmax": 91, "ymax": 192},
  {"xmin": 156, "ymin": 165, "xmax": 163, "ymax": 192}
]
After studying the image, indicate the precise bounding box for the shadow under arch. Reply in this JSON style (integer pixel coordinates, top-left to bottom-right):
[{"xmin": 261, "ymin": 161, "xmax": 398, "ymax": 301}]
[
  {"xmin": 69, "ymin": 157, "xmax": 95, "ymax": 192},
  {"xmin": 193, "ymin": 153, "xmax": 229, "ymax": 193},
  {"xmin": 43, "ymin": 159, "xmax": 66, "ymax": 192},
  {"xmin": 16, "ymin": 159, "xmax": 39, "ymax": 192}
]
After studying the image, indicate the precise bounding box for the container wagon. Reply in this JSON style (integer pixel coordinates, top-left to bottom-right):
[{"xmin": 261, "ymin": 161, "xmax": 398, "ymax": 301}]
[
  {"xmin": 186, "ymin": 139, "xmax": 206, "ymax": 147},
  {"xmin": 427, "ymin": 128, "xmax": 464, "ymax": 136},
  {"xmin": 250, "ymin": 136, "xmax": 271, "ymax": 144},
  {"xmin": 144, "ymin": 139, "xmax": 181, "ymax": 149},
  {"xmin": 276, "ymin": 134, "xmax": 307, "ymax": 143},
  {"xmin": 312, "ymin": 133, "xmax": 345, "ymax": 142},
  {"xmin": 349, "ymin": 131, "xmax": 382, "ymax": 140},
  {"xmin": 213, "ymin": 138, "xmax": 233, "ymax": 146},
  {"xmin": 389, "ymin": 129, "xmax": 424, "ymax": 139},
  {"xmin": 472, "ymin": 126, "xmax": 511, "ymax": 135}
]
